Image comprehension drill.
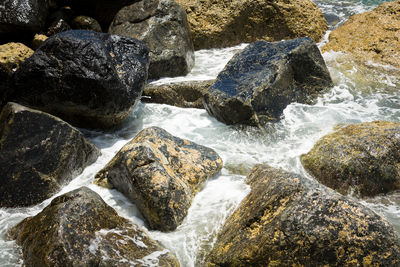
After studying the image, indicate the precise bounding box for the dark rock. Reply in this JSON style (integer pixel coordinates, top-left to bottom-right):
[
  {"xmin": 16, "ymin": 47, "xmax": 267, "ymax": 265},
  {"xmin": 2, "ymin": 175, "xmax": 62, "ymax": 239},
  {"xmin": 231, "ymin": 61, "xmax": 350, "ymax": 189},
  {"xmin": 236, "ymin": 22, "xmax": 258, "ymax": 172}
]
[
  {"xmin": 95, "ymin": 126, "xmax": 223, "ymax": 231},
  {"xmin": 0, "ymin": 0, "xmax": 49, "ymax": 34},
  {"xmin": 46, "ymin": 18, "xmax": 71, "ymax": 36},
  {"xmin": 203, "ymin": 38, "xmax": 333, "ymax": 126},
  {"xmin": 109, "ymin": 0, "xmax": 195, "ymax": 80},
  {"xmin": 143, "ymin": 80, "xmax": 213, "ymax": 108},
  {"xmin": 206, "ymin": 164, "xmax": 400, "ymax": 266},
  {"xmin": 71, "ymin": 16, "xmax": 102, "ymax": 32},
  {"xmin": 301, "ymin": 121, "xmax": 400, "ymax": 197},
  {"xmin": 0, "ymin": 64, "xmax": 11, "ymax": 108},
  {"xmin": 0, "ymin": 102, "xmax": 100, "ymax": 207},
  {"xmin": 9, "ymin": 187, "xmax": 180, "ymax": 266},
  {"xmin": 13, "ymin": 30, "xmax": 149, "ymax": 128}
]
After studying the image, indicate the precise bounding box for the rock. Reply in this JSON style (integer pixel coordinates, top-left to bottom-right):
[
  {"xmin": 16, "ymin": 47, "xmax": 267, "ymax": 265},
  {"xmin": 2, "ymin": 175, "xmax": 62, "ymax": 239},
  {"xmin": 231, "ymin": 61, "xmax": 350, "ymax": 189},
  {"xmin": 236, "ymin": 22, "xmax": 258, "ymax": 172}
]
[
  {"xmin": 46, "ymin": 18, "xmax": 72, "ymax": 36},
  {"xmin": 0, "ymin": 64, "xmax": 11, "ymax": 108},
  {"xmin": 95, "ymin": 126, "xmax": 223, "ymax": 231},
  {"xmin": 203, "ymin": 38, "xmax": 333, "ymax": 126},
  {"xmin": 13, "ymin": 30, "xmax": 149, "ymax": 128},
  {"xmin": 301, "ymin": 121, "xmax": 400, "ymax": 197},
  {"xmin": 322, "ymin": 0, "xmax": 400, "ymax": 69},
  {"xmin": 206, "ymin": 164, "xmax": 400, "ymax": 266},
  {"xmin": 0, "ymin": 102, "xmax": 100, "ymax": 207},
  {"xmin": 31, "ymin": 34, "xmax": 48, "ymax": 50},
  {"xmin": 71, "ymin": 16, "xmax": 102, "ymax": 32},
  {"xmin": 9, "ymin": 187, "xmax": 180, "ymax": 266},
  {"xmin": 0, "ymin": 0, "xmax": 49, "ymax": 34},
  {"xmin": 175, "ymin": 0, "xmax": 327, "ymax": 50},
  {"xmin": 109, "ymin": 0, "xmax": 195, "ymax": 80},
  {"xmin": 143, "ymin": 80, "xmax": 213, "ymax": 108}
]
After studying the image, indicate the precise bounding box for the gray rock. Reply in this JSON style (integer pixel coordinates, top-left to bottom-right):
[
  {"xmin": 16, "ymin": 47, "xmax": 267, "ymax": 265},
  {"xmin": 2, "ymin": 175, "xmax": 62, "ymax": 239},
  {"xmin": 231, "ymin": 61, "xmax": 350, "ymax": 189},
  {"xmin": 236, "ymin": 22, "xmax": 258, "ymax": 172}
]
[
  {"xmin": 203, "ymin": 38, "xmax": 333, "ymax": 126},
  {"xmin": 109, "ymin": 0, "xmax": 195, "ymax": 80}
]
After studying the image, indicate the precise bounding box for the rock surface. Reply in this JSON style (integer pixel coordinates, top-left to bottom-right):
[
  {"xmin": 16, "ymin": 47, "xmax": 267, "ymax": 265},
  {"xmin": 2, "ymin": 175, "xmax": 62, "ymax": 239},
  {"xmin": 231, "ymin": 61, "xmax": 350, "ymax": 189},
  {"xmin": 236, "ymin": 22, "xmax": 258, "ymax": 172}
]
[
  {"xmin": 9, "ymin": 187, "xmax": 180, "ymax": 266},
  {"xmin": 0, "ymin": 102, "xmax": 100, "ymax": 207},
  {"xmin": 46, "ymin": 18, "xmax": 71, "ymax": 36},
  {"xmin": 109, "ymin": 0, "xmax": 195, "ymax": 79},
  {"xmin": 323, "ymin": 0, "xmax": 400, "ymax": 68},
  {"xmin": 207, "ymin": 164, "xmax": 400, "ymax": 266},
  {"xmin": 203, "ymin": 38, "xmax": 333, "ymax": 126},
  {"xmin": 71, "ymin": 16, "xmax": 102, "ymax": 32},
  {"xmin": 301, "ymin": 121, "xmax": 400, "ymax": 197},
  {"xmin": 95, "ymin": 126, "xmax": 223, "ymax": 231},
  {"xmin": 13, "ymin": 30, "xmax": 149, "ymax": 128},
  {"xmin": 143, "ymin": 80, "xmax": 213, "ymax": 108},
  {"xmin": 31, "ymin": 34, "xmax": 48, "ymax": 50},
  {"xmin": 176, "ymin": 0, "xmax": 327, "ymax": 50}
]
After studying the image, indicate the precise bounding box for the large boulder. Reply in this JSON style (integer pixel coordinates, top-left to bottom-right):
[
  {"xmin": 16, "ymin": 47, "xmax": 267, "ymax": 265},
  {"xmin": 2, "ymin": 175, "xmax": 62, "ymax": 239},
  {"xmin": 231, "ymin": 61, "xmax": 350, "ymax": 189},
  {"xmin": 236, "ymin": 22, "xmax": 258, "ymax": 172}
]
[
  {"xmin": 301, "ymin": 121, "xmax": 400, "ymax": 197},
  {"xmin": 9, "ymin": 187, "xmax": 180, "ymax": 266},
  {"xmin": 206, "ymin": 164, "xmax": 400, "ymax": 266},
  {"xmin": 175, "ymin": 0, "xmax": 327, "ymax": 50},
  {"xmin": 323, "ymin": 0, "xmax": 400, "ymax": 69},
  {"xmin": 109, "ymin": 0, "xmax": 195, "ymax": 79},
  {"xmin": 13, "ymin": 30, "xmax": 149, "ymax": 128},
  {"xmin": 203, "ymin": 38, "xmax": 333, "ymax": 126},
  {"xmin": 95, "ymin": 126, "xmax": 223, "ymax": 231},
  {"xmin": 0, "ymin": 102, "xmax": 100, "ymax": 207},
  {"xmin": 143, "ymin": 80, "xmax": 213, "ymax": 108}
]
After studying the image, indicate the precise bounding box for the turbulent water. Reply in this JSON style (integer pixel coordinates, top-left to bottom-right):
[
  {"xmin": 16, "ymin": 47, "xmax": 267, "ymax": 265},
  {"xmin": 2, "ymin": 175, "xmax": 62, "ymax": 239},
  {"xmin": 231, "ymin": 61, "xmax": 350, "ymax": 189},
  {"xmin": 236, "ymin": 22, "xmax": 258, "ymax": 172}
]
[{"xmin": 1, "ymin": 1, "xmax": 400, "ymax": 266}]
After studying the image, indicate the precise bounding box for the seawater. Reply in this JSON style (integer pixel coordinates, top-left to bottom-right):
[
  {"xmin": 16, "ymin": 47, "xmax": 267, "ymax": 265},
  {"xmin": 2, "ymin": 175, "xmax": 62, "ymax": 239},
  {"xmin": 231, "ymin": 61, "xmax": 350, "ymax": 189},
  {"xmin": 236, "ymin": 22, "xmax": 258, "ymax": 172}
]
[{"xmin": 1, "ymin": 1, "xmax": 399, "ymax": 266}]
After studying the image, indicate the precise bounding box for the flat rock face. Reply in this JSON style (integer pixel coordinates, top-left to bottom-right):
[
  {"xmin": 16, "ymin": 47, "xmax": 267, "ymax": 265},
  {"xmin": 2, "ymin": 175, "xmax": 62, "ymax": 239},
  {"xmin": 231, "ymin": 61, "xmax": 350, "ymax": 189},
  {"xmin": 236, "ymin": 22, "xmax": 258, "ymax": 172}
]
[
  {"xmin": 9, "ymin": 187, "xmax": 180, "ymax": 267},
  {"xmin": 207, "ymin": 164, "xmax": 400, "ymax": 266},
  {"xmin": 176, "ymin": 0, "xmax": 327, "ymax": 50},
  {"xmin": 143, "ymin": 80, "xmax": 213, "ymax": 108},
  {"xmin": 203, "ymin": 38, "xmax": 333, "ymax": 126},
  {"xmin": 13, "ymin": 30, "xmax": 149, "ymax": 128},
  {"xmin": 95, "ymin": 126, "xmax": 223, "ymax": 231},
  {"xmin": 109, "ymin": 0, "xmax": 195, "ymax": 79},
  {"xmin": 301, "ymin": 121, "xmax": 400, "ymax": 197},
  {"xmin": 323, "ymin": 0, "xmax": 400, "ymax": 68},
  {"xmin": 0, "ymin": 102, "xmax": 100, "ymax": 207}
]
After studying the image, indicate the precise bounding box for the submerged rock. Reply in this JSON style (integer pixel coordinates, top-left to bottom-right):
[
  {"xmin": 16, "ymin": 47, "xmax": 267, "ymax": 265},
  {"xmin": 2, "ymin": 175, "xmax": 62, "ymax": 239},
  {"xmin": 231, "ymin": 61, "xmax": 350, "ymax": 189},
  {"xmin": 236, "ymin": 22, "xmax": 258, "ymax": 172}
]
[
  {"xmin": 0, "ymin": 102, "xmax": 100, "ymax": 207},
  {"xmin": 13, "ymin": 30, "xmax": 149, "ymax": 128},
  {"xmin": 95, "ymin": 126, "xmax": 222, "ymax": 231},
  {"xmin": 207, "ymin": 164, "xmax": 400, "ymax": 266},
  {"xmin": 143, "ymin": 80, "xmax": 213, "ymax": 108},
  {"xmin": 176, "ymin": 0, "xmax": 327, "ymax": 50},
  {"xmin": 109, "ymin": 0, "xmax": 194, "ymax": 79},
  {"xmin": 323, "ymin": 0, "xmax": 400, "ymax": 69},
  {"xmin": 9, "ymin": 187, "xmax": 180, "ymax": 266},
  {"xmin": 203, "ymin": 38, "xmax": 332, "ymax": 126},
  {"xmin": 301, "ymin": 121, "xmax": 400, "ymax": 197}
]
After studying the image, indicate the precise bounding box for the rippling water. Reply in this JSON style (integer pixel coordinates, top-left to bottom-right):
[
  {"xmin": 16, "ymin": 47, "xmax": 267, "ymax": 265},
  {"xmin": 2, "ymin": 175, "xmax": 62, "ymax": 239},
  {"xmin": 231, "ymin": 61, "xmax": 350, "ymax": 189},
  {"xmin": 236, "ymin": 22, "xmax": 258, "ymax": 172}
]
[{"xmin": 1, "ymin": 1, "xmax": 399, "ymax": 266}]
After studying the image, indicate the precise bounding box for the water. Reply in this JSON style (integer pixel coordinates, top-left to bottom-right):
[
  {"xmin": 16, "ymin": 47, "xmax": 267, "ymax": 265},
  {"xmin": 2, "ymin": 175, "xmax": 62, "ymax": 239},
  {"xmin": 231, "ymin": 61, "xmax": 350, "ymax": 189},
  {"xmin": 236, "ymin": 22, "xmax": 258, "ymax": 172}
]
[{"xmin": 1, "ymin": 1, "xmax": 399, "ymax": 266}]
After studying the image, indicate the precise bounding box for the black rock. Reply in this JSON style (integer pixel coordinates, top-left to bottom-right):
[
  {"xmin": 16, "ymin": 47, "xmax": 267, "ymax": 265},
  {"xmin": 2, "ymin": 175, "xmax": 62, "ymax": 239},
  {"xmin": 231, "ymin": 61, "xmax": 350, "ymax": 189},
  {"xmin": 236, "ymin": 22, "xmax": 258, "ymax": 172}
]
[
  {"xmin": 109, "ymin": 0, "xmax": 195, "ymax": 80},
  {"xmin": 0, "ymin": 64, "xmax": 12, "ymax": 108},
  {"xmin": 203, "ymin": 37, "xmax": 333, "ymax": 126},
  {"xmin": 46, "ymin": 18, "xmax": 72, "ymax": 36},
  {"xmin": 0, "ymin": 102, "xmax": 100, "ymax": 207},
  {"xmin": 13, "ymin": 30, "xmax": 149, "ymax": 128},
  {"xmin": 71, "ymin": 16, "xmax": 102, "ymax": 32}
]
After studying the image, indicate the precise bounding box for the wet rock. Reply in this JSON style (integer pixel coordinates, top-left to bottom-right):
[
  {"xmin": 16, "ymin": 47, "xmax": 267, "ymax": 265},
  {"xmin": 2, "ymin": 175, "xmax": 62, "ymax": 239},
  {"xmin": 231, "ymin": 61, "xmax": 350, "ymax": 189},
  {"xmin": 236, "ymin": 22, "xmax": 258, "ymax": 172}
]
[
  {"xmin": 301, "ymin": 121, "xmax": 400, "ymax": 197},
  {"xmin": 0, "ymin": 0, "xmax": 49, "ymax": 34},
  {"xmin": 46, "ymin": 18, "xmax": 71, "ymax": 36},
  {"xmin": 95, "ymin": 126, "xmax": 223, "ymax": 231},
  {"xmin": 31, "ymin": 34, "xmax": 48, "ymax": 50},
  {"xmin": 203, "ymin": 38, "xmax": 333, "ymax": 126},
  {"xmin": 176, "ymin": 0, "xmax": 327, "ymax": 50},
  {"xmin": 143, "ymin": 80, "xmax": 213, "ymax": 108},
  {"xmin": 9, "ymin": 187, "xmax": 180, "ymax": 266},
  {"xmin": 71, "ymin": 16, "xmax": 102, "ymax": 32},
  {"xmin": 0, "ymin": 102, "xmax": 100, "ymax": 207},
  {"xmin": 13, "ymin": 30, "xmax": 149, "ymax": 128},
  {"xmin": 323, "ymin": 1, "xmax": 400, "ymax": 68},
  {"xmin": 207, "ymin": 164, "xmax": 400, "ymax": 266},
  {"xmin": 109, "ymin": 0, "xmax": 194, "ymax": 80}
]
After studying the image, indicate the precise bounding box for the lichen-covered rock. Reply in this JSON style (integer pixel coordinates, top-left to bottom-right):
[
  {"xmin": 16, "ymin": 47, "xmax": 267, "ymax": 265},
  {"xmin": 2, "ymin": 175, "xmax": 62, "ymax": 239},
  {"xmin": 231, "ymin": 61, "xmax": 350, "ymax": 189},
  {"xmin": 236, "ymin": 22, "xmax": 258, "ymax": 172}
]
[
  {"xmin": 206, "ymin": 164, "xmax": 400, "ymax": 266},
  {"xmin": 301, "ymin": 121, "xmax": 400, "ymax": 197},
  {"xmin": 71, "ymin": 16, "xmax": 102, "ymax": 32},
  {"xmin": 109, "ymin": 0, "xmax": 194, "ymax": 79},
  {"xmin": 13, "ymin": 30, "xmax": 149, "ymax": 128},
  {"xmin": 31, "ymin": 34, "xmax": 48, "ymax": 50},
  {"xmin": 0, "ymin": 102, "xmax": 100, "ymax": 207},
  {"xmin": 203, "ymin": 38, "xmax": 333, "ymax": 126},
  {"xmin": 322, "ymin": 0, "xmax": 400, "ymax": 68},
  {"xmin": 95, "ymin": 126, "xmax": 223, "ymax": 231},
  {"xmin": 9, "ymin": 187, "xmax": 180, "ymax": 266},
  {"xmin": 176, "ymin": 0, "xmax": 327, "ymax": 50},
  {"xmin": 143, "ymin": 80, "xmax": 213, "ymax": 108}
]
